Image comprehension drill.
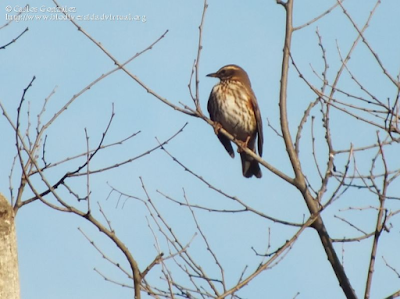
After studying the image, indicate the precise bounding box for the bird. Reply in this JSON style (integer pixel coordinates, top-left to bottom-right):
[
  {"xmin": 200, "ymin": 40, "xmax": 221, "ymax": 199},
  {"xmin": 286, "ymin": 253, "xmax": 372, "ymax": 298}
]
[{"xmin": 207, "ymin": 64, "xmax": 263, "ymax": 178}]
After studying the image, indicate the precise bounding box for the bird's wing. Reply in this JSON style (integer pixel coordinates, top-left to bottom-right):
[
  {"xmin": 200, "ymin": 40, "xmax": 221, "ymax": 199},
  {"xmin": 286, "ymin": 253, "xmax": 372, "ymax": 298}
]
[
  {"xmin": 217, "ymin": 133, "xmax": 235, "ymax": 158},
  {"xmin": 249, "ymin": 91, "xmax": 263, "ymax": 157},
  {"xmin": 208, "ymin": 90, "xmax": 235, "ymax": 158}
]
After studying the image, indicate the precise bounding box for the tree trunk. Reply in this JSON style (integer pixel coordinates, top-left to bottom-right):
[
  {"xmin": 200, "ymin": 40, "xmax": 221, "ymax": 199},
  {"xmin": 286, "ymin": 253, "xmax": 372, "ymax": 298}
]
[{"xmin": 0, "ymin": 193, "xmax": 20, "ymax": 299}]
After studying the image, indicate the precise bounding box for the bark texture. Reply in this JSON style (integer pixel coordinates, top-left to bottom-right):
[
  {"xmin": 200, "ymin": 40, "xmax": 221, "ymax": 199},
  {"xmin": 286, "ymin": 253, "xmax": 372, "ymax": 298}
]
[{"xmin": 0, "ymin": 194, "xmax": 20, "ymax": 299}]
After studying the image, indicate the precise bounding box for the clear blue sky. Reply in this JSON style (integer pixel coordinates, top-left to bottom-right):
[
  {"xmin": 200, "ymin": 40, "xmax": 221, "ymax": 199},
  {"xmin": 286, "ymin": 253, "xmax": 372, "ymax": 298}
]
[{"xmin": 1, "ymin": 0, "xmax": 400, "ymax": 298}]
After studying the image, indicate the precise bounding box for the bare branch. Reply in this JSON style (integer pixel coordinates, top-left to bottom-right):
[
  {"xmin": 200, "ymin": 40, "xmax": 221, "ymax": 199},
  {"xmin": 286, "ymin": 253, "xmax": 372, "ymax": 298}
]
[
  {"xmin": 0, "ymin": 27, "xmax": 29, "ymax": 50},
  {"xmin": 193, "ymin": 0, "xmax": 208, "ymax": 113},
  {"xmin": 382, "ymin": 256, "xmax": 400, "ymax": 279},
  {"xmin": 278, "ymin": 2, "xmax": 357, "ymax": 298},
  {"xmin": 0, "ymin": 4, "xmax": 27, "ymax": 29},
  {"xmin": 217, "ymin": 216, "xmax": 317, "ymax": 298},
  {"xmin": 365, "ymin": 132, "xmax": 390, "ymax": 299},
  {"xmin": 156, "ymin": 141, "xmax": 302, "ymax": 227},
  {"xmin": 338, "ymin": 0, "xmax": 399, "ymax": 89},
  {"xmin": 294, "ymin": 1, "xmax": 344, "ymax": 31}
]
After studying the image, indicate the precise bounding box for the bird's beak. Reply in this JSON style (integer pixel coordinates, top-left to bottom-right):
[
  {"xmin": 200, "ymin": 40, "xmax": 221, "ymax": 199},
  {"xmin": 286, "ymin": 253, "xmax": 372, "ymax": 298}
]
[{"xmin": 206, "ymin": 72, "xmax": 218, "ymax": 78}]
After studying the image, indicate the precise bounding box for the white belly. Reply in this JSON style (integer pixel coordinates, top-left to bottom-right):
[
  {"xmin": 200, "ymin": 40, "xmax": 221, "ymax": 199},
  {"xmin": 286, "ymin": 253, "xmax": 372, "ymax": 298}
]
[{"xmin": 212, "ymin": 84, "xmax": 256, "ymax": 141}]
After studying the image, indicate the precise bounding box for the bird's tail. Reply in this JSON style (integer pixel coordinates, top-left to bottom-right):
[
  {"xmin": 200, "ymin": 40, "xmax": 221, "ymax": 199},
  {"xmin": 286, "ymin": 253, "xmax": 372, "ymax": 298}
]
[{"xmin": 240, "ymin": 152, "xmax": 262, "ymax": 178}]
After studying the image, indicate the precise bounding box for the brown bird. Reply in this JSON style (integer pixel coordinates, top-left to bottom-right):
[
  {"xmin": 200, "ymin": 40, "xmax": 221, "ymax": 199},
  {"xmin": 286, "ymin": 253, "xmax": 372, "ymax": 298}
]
[{"xmin": 207, "ymin": 64, "xmax": 263, "ymax": 178}]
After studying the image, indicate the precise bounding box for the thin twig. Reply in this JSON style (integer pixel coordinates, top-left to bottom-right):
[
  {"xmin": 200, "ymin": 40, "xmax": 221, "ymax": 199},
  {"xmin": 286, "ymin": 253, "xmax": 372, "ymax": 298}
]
[{"xmin": 0, "ymin": 27, "xmax": 29, "ymax": 50}]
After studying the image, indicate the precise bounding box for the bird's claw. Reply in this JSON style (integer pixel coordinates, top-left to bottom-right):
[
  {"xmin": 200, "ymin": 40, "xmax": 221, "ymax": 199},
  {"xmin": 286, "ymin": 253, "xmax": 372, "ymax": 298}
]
[
  {"xmin": 237, "ymin": 136, "xmax": 250, "ymax": 153},
  {"xmin": 212, "ymin": 122, "xmax": 223, "ymax": 135}
]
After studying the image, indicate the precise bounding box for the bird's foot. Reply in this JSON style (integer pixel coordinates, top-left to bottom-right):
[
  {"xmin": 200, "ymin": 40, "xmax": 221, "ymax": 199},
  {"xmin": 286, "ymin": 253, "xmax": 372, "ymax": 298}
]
[
  {"xmin": 212, "ymin": 122, "xmax": 223, "ymax": 135},
  {"xmin": 237, "ymin": 136, "xmax": 250, "ymax": 153}
]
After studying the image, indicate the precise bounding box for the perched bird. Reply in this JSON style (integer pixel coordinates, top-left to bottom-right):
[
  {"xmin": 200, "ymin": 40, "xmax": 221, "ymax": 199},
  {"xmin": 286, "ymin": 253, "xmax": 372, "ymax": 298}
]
[{"xmin": 207, "ymin": 64, "xmax": 263, "ymax": 178}]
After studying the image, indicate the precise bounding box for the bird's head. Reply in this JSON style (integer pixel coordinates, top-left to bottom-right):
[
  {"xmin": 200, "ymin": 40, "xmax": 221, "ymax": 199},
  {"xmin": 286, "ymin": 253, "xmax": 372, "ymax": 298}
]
[{"xmin": 207, "ymin": 64, "xmax": 251, "ymax": 86}]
